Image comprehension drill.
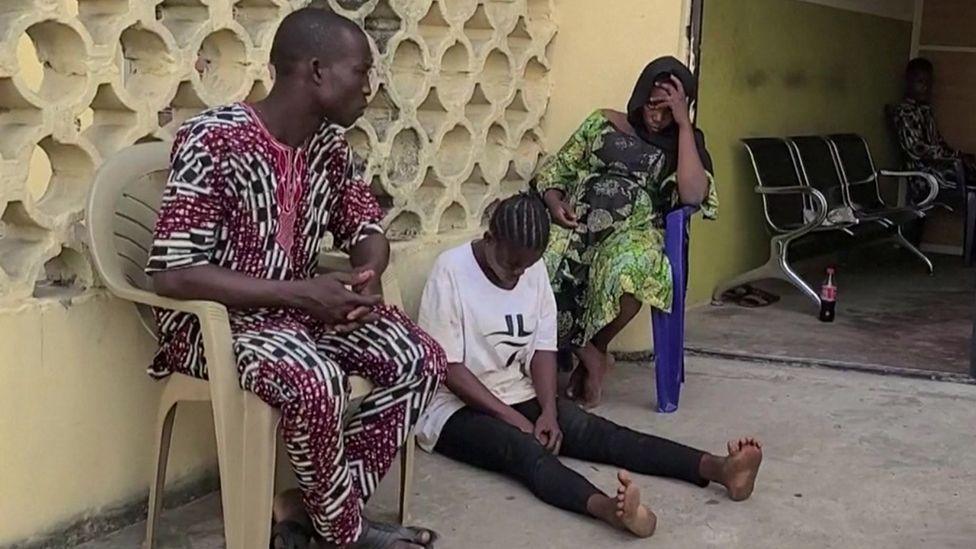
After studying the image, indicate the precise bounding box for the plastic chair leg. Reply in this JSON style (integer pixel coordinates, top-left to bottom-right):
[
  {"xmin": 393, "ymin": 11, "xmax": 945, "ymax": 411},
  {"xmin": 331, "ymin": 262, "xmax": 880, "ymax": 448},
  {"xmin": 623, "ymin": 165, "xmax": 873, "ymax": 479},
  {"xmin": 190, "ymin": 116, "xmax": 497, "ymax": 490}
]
[
  {"xmin": 145, "ymin": 403, "xmax": 179, "ymax": 549},
  {"xmin": 237, "ymin": 399, "xmax": 279, "ymax": 549},
  {"xmin": 652, "ymin": 206, "xmax": 693, "ymax": 413},
  {"xmin": 398, "ymin": 432, "xmax": 415, "ymax": 524},
  {"xmin": 676, "ymin": 295, "xmax": 687, "ymax": 385},
  {"xmin": 210, "ymin": 394, "xmax": 278, "ymax": 549},
  {"xmin": 652, "ymin": 309, "xmax": 680, "ymax": 413}
]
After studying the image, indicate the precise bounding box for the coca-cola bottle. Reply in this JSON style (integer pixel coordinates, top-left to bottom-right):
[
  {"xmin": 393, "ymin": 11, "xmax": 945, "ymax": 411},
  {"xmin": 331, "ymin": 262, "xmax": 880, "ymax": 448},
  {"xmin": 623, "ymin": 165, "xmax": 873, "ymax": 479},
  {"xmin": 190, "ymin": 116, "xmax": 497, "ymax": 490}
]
[{"xmin": 819, "ymin": 267, "xmax": 837, "ymax": 322}]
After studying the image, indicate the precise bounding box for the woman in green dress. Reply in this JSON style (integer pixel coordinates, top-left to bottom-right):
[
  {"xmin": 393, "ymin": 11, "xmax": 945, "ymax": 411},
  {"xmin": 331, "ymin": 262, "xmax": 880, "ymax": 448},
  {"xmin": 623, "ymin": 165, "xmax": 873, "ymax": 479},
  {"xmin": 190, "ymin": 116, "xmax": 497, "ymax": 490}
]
[{"xmin": 533, "ymin": 57, "xmax": 718, "ymax": 407}]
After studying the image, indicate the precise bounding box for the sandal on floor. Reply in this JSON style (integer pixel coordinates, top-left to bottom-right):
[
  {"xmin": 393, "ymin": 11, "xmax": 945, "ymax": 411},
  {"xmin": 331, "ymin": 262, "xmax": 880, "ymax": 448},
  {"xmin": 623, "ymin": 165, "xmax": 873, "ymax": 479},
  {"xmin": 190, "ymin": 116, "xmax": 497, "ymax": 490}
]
[
  {"xmin": 352, "ymin": 519, "xmax": 440, "ymax": 548},
  {"xmin": 737, "ymin": 293, "xmax": 767, "ymax": 308},
  {"xmin": 721, "ymin": 285, "xmax": 779, "ymax": 308},
  {"xmin": 720, "ymin": 285, "xmax": 749, "ymax": 304},
  {"xmin": 745, "ymin": 285, "xmax": 780, "ymax": 305},
  {"xmin": 271, "ymin": 520, "xmax": 314, "ymax": 549}
]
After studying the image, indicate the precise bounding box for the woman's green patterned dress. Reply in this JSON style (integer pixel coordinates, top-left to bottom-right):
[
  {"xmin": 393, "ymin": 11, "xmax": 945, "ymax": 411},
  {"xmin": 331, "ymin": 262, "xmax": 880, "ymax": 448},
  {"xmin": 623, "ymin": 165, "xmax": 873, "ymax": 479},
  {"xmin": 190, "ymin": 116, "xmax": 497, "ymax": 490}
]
[{"xmin": 534, "ymin": 110, "xmax": 718, "ymax": 349}]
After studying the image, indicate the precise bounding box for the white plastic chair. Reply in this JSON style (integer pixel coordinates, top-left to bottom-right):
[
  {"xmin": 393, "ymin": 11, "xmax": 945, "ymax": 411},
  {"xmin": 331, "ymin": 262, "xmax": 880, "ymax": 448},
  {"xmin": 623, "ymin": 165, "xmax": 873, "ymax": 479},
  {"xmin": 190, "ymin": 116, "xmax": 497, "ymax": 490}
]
[{"xmin": 86, "ymin": 141, "xmax": 414, "ymax": 549}]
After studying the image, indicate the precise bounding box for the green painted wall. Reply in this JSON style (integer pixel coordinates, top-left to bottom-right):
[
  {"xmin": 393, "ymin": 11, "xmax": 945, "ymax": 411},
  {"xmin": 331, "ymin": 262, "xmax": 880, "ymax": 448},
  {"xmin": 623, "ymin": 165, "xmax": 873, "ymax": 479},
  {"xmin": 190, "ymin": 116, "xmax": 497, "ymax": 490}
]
[{"xmin": 688, "ymin": 0, "xmax": 912, "ymax": 304}]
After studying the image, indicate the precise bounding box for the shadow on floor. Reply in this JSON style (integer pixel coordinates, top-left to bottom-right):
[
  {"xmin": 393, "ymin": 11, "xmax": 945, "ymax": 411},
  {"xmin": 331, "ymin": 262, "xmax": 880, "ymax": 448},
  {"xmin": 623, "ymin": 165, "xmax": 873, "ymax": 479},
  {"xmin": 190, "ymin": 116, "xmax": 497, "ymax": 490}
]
[{"xmin": 690, "ymin": 248, "xmax": 974, "ymax": 376}]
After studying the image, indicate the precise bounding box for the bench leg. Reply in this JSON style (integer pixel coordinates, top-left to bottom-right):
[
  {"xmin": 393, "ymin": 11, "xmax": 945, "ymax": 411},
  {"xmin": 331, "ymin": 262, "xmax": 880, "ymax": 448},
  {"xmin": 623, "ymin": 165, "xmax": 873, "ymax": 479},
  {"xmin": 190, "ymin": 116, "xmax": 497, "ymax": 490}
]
[
  {"xmin": 890, "ymin": 227, "xmax": 934, "ymax": 274},
  {"xmin": 772, "ymin": 247, "xmax": 821, "ymax": 305},
  {"xmin": 965, "ymin": 191, "xmax": 976, "ymax": 266},
  {"xmin": 712, "ymin": 236, "xmax": 821, "ymax": 307}
]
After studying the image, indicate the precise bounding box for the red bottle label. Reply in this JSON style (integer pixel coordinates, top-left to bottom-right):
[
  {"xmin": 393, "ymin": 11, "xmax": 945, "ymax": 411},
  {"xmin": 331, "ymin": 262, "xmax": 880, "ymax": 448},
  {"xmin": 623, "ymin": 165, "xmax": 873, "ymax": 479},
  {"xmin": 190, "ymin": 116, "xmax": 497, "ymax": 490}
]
[{"xmin": 821, "ymin": 285, "xmax": 836, "ymax": 301}]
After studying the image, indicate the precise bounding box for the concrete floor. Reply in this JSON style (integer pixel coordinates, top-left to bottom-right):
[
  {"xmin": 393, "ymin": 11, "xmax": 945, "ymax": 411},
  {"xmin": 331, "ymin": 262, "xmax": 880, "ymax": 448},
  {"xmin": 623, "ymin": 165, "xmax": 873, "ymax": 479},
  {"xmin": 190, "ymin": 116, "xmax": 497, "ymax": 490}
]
[
  {"xmin": 76, "ymin": 357, "xmax": 976, "ymax": 549},
  {"xmin": 689, "ymin": 250, "xmax": 974, "ymax": 376}
]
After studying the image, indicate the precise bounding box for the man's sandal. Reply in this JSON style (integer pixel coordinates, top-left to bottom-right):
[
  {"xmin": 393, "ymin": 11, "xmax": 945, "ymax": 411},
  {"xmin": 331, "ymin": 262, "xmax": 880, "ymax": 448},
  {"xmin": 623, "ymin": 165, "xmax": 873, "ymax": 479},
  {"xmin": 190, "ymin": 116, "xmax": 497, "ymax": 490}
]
[
  {"xmin": 270, "ymin": 520, "xmax": 314, "ymax": 549},
  {"xmin": 352, "ymin": 519, "xmax": 440, "ymax": 548}
]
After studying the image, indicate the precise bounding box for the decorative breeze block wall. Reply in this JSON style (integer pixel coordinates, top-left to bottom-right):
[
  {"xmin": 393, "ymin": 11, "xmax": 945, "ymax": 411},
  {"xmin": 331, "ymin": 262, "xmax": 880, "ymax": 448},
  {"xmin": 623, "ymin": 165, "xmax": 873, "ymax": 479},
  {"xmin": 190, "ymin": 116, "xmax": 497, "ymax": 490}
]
[{"xmin": 0, "ymin": 0, "xmax": 555, "ymax": 304}]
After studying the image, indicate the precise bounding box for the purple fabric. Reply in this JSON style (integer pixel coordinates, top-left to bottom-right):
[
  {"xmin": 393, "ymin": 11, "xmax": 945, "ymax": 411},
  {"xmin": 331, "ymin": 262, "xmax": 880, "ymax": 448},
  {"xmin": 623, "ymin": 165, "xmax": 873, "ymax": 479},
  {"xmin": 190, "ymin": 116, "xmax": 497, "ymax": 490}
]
[{"xmin": 651, "ymin": 206, "xmax": 697, "ymax": 413}]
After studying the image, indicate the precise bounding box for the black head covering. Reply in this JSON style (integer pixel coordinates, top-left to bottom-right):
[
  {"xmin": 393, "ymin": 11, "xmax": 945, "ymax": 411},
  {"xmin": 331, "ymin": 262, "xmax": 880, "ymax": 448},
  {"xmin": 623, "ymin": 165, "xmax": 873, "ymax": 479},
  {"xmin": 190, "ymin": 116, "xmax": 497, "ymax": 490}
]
[{"xmin": 626, "ymin": 56, "xmax": 713, "ymax": 175}]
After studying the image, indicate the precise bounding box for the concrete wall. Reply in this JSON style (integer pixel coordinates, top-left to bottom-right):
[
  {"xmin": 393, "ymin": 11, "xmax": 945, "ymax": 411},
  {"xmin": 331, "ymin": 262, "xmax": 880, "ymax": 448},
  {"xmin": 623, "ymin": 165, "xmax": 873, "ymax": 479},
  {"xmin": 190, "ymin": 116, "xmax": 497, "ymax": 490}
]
[
  {"xmin": 1, "ymin": 5, "xmax": 223, "ymax": 544},
  {"xmin": 541, "ymin": 0, "xmax": 688, "ymax": 152},
  {"xmin": 689, "ymin": 0, "xmax": 913, "ymax": 306},
  {"xmin": 0, "ymin": 296, "xmax": 218, "ymax": 545}
]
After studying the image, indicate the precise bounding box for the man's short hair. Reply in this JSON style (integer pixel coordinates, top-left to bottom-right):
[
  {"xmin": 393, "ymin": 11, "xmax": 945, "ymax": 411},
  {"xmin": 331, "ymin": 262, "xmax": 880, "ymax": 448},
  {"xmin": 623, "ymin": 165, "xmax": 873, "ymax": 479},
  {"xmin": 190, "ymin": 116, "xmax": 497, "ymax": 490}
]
[
  {"xmin": 906, "ymin": 57, "xmax": 934, "ymax": 78},
  {"xmin": 270, "ymin": 8, "xmax": 365, "ymax": 77}
]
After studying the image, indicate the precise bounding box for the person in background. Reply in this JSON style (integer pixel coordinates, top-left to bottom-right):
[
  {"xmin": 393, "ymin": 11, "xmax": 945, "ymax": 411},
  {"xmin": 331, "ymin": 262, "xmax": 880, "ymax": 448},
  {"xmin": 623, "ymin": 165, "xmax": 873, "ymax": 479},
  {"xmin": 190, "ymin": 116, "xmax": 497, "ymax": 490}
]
[
  {"xmin": 146, "ymin": 9, "xmax": 444, "ymax": 548},
  {"xmin": 533, "ymin": 57, "xmax": 718, "ymax": 408},
  {"xmin": 415, "ymin": 194, "xmax": 761, "ymax": 539},
  {"xmin": 892, "ymin": 57, "xmax": 976, "ymax": 202}
]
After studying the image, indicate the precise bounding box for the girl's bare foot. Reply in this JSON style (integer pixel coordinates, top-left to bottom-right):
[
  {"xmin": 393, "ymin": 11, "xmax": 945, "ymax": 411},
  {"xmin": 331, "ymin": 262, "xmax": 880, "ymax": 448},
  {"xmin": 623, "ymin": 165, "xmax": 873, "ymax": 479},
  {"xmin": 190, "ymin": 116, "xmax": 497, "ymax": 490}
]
[
  {"xmin": 585, "ymin": 471, "xmax": 657, "ymax": 538},
  {"xmin": 722, "ymin": 437, "xmax": 763, "ymax": 501},
  {"xmin": 614, "ymin": 471, "xmax": 657, "ymax": 538}
]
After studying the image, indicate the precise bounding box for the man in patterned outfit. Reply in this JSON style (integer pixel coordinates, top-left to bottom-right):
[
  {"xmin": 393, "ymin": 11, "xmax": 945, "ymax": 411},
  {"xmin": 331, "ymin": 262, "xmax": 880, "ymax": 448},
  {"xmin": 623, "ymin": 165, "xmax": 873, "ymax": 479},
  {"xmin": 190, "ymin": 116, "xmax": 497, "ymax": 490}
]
[{"xmin": 147, "ymin": 8, "xmax": 445, "ymax": 548}]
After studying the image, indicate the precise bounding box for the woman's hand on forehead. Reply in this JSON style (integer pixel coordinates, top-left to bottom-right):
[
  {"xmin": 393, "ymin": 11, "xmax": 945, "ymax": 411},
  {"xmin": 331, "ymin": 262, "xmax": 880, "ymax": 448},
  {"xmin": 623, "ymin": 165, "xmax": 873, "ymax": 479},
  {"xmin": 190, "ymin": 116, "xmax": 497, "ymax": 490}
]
[{"xmin": 653, "ymin": 76, "xmax": 686, "ymax": 98}]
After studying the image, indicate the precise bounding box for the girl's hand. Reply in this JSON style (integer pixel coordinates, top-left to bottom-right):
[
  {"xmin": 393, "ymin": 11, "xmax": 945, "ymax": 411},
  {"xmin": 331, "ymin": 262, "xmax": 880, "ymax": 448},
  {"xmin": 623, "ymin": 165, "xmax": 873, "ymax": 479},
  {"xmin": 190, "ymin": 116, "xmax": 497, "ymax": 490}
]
[{"xmin": 533, "ymin": 409, "xmax": 563, "ymax": 454}]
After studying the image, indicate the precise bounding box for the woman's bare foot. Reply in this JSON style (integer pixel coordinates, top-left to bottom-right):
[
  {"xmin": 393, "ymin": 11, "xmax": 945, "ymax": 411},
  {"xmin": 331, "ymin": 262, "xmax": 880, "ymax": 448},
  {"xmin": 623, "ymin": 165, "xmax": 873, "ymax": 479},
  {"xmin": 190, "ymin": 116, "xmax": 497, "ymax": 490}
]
[
  {"xmin": 566, "ymin": 364, "xmax": 586, "ymax": 400},
  {"xmin": 722, "ymin": 438, "xmax": 763, "ymax": 501},
  {"xmin": 575, "ymin": 343, "xmax": 612, "ymax": 408},
  {"xmin": 614, "ymin": 471, "xmax": 657, "ymax": 538}
]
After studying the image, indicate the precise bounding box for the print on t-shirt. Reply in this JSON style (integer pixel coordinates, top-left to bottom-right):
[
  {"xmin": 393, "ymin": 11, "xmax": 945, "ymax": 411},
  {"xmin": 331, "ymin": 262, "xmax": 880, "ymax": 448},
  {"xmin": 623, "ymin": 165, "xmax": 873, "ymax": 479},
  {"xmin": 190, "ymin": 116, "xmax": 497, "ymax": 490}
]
[{"xmin": 487, "ymin": 313, "xmax": 534, "ymax": 374}]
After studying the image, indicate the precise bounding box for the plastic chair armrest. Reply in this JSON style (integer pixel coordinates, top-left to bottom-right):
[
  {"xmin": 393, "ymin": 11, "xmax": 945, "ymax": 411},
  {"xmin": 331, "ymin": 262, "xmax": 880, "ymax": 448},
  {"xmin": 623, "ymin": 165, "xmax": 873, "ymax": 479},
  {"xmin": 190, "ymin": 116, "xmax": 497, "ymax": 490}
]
[
  {"xmin": 105, "ymin": 283, "xmax": 237, "ymax": 406},
  {"xmin": 111, "ymin": 285, "xmax": 228, "ymax": 320}
]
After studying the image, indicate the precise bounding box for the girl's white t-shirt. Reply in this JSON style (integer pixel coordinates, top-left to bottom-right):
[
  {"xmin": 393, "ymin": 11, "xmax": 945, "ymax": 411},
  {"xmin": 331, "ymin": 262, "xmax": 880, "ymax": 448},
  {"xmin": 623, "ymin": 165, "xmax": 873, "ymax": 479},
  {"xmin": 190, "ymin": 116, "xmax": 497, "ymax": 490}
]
[{"xmin": 414, "ymin": 242, "xmax": 558, "ymax": 451}]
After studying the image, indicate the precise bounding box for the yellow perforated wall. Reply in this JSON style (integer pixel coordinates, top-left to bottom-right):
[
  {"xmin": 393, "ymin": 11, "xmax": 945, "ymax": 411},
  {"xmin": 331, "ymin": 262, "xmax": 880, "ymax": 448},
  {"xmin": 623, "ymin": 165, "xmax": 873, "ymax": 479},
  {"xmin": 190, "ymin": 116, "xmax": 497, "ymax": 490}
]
[{"xmin": 0, "ymin": 0, "xmax": 555, "ymax": 304}]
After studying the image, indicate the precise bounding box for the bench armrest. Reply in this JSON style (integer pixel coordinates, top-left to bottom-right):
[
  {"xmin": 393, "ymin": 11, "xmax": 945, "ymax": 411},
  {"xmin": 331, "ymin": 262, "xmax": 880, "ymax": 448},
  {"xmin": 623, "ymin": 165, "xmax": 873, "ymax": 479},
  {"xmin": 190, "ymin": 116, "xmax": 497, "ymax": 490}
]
[
  {"xmin": 755, "ymin": 185, "xmax": 828, "ymax": 236},
  {"xmin": 879, "ymin": 170, "xmax": 940, "ymax": 208},
  {"xmin": 846, "ymin": 177, "xmax": 876, "ymax": 187}
]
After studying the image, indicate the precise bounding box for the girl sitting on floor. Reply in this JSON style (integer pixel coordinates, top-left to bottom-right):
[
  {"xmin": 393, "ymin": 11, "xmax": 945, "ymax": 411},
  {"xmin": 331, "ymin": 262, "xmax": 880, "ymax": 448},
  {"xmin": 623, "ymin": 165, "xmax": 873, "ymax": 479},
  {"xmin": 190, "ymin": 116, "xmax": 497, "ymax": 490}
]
[{"xmin": 414, "ymin": 194, "xmax": 763, "ymax": 537}]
